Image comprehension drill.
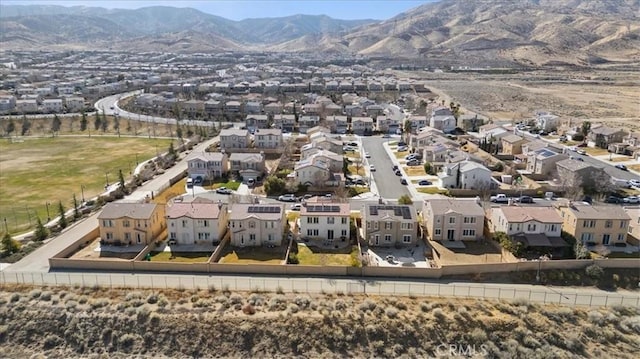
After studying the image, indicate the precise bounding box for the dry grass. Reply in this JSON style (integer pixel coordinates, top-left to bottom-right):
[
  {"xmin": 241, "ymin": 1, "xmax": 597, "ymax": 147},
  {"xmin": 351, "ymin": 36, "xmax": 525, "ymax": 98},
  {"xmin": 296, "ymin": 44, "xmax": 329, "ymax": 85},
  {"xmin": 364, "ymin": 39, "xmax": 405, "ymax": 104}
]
[
  {"xmin": 609, "ymin": 156, "xmax": 633, "ymax": 163},
  {"xmin": 153, "ymin": 178, "xmax": 187, "ymax": 205},
  {"xmin": 347, "ymin": 165, "xmax": 365, "ymax": 176},
  {"xmin": 218, "ymin": 246, "xmax": 286, "ymax": 264},
  {"xmin": 0, "ymin": 136, "xmax": 173, "ymax": 234},
  {"xmin": 417, "ymin": 187, "xmax": 449, "ymax": 195},
  {"xmin": 295, "ymin": 244, "xmax": 359, "ymax": 266},
  {"xmin": 584, "ymin": 147, "xmax": 610, "ymax": 156},
  {"xmin": 0, "ymin": 285, "xmax": 638, "ymax": 359},
  {"xmin": 429, "ymin": 240, "xmax": 507, "ymax": 265},
  {"xmin": 403, "ymin": 166, "xmax": 427, "ymax": 176},
  {"xmin": 628, "ymin": 164, "xmax": 640, "ymax": 172},
  {"xmin": 148, "ymin": 251, "xmax": 212, "ymax": 263},
  {"xmin": 394, "ymin": 151, "xmax": 409, "ymax": 159}
]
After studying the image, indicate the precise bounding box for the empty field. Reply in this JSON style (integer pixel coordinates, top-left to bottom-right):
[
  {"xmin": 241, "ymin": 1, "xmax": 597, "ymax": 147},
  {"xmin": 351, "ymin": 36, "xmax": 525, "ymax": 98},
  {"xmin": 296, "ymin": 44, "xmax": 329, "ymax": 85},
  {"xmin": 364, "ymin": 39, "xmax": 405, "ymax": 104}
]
[{"xmin": 0, "ymin": 137, "xmax": 173, "ymax": 234}]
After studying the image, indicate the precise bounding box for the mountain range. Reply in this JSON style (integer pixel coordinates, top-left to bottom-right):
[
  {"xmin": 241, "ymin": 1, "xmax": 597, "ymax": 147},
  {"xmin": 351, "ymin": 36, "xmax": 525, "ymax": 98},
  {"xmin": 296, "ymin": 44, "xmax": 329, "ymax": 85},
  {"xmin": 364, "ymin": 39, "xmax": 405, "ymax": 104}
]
[{"xmin": 1, "ymin": 0, "xmax": 639, "ymax": 67}]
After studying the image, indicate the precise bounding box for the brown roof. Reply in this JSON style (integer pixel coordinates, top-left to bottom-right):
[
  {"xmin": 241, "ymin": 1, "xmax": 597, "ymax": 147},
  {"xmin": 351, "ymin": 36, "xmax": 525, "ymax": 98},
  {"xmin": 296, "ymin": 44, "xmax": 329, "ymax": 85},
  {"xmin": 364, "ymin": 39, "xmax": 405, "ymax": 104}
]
[
  {"xmin": 496, "ymin": 206, "xmax": 562, "ymax": 223},
  {"xmin": 502, "ymin": 134, "xmax": 526, "ymax": 144},
  {"xmin": 564, "ymin": 204, "xmax": 631, "ymax": 220},
  {"xmin": 166, "ymin": 202, "xmax": 224, "ymax": 219},
  {"xmin": 424, "ymin": 198, "xmax": 485, "ymax": 217},
  {"xmin": 98, "ymin": 203, "xmax": 159, "ymax": 220}
]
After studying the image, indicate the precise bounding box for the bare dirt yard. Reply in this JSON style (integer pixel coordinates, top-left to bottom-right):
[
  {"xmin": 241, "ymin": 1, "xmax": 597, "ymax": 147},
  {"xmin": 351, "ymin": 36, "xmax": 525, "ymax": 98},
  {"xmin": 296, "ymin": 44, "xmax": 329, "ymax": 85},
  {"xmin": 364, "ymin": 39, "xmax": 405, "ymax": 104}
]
[{"xmin": 0, "ymin": 285, "xmax": 638, "ymax": 358}]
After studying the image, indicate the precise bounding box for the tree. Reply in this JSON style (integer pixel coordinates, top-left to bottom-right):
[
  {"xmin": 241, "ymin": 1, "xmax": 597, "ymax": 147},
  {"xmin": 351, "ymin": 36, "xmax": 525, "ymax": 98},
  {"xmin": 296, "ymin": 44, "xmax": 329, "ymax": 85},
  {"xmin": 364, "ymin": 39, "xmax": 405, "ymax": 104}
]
[
  {"xmin": 57, "ymin": 201, "xmax": 67, "ymax": 229},
  {"xmin": 494, "ymin": 231, "xmax": 523, "ymax": 257},
  {"xmin": 21, "ymin": 116, "xmax": 31, "ymax": 136},
  {"xmin": 80, "ymin": 112, "xmax": 88, "ymax": 131},
  {"xmin": 5, "ymin": 119, "xmax": 15, "ymax": 136},
  {"xmin": 176, "ymin": 124, "xmax": 183, "ymax": 143},
  {"xmin": 167, "ymin": 142, "xmax": 177, "ymax": 160},
  {"xmin": 101, "ymin": 116, "xmax": 108, "ymax": 133},
  {"xmin": 398, "ymin": 195, "xmax": 413, "ymax": 204},
  {"xmin": 51, "ymin": 114, "xmax": 61, "ymax": 135},
  {"xmin": 581, "ymin": 121, "xmax": 591, "ymax": 137},
  {"xmin": 403, "ymin": 119, "xmax": 412, "ymax": 135},
  {"xmin": 94, "ymin": 112, "xmax": 101, "ymax": 130},
  {"xmin": 264, "ymin": 176, "xmax": 287, "ymax": 196},
  {"xmin": 118, "ymin": 169, "xmax": 126, "ymax": 191},
  {"xmin": 423, "ymin": 162, "xmax": 432, "ymax": 175},
  {"xmin": 72, "ymin": 193, "xmax": 80, "ymax": 219},
  {"xmin": 1, "ymin": 232, "xmax": 20, "ymax": 257},
  {"xmin": 34, "ymin": 217, "xmax": 48, "ymax": 241}
]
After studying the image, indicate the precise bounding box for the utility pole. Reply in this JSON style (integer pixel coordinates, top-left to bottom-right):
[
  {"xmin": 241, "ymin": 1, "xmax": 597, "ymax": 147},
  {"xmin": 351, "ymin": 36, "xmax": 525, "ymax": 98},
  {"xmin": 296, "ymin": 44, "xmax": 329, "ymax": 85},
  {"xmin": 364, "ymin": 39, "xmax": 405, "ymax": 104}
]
[
  {"xmin": 45, "ymin": 202, "xmax": 51, "ymax": 222},
  {"xmin": 81, "ymin": 185, "xmax": 85, "ymax": 203}
]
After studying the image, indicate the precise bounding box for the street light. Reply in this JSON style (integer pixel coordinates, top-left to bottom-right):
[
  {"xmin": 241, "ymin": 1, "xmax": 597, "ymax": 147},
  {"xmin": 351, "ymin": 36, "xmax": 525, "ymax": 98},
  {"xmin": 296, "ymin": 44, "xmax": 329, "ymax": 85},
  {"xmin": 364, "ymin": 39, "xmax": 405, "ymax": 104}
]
[
  {"xmin": 80, "ymin": 185, "xmax": 85, "ymax": 203},
  {"xmin": 105, "ymin": 172, "xmax": 110, "ymax": 188},
  {"xmin": 3, "ymin": 218, "xmax": 7, "ymax": 233},
  {"xmin": 536, "ymin": 255, "xmax": 545, "ymax": 283},
  {"xmin": 45, "ymin": 202, "xmax": 51, "ymax": 222}
]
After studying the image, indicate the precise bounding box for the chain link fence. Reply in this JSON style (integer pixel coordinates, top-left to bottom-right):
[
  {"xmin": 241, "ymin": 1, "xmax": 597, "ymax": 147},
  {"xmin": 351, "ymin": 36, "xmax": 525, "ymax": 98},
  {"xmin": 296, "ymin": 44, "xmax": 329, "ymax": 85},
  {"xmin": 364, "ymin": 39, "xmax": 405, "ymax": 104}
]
[{"xmin": 2, "ymin": 271, "xmax": 638, "ymax": 308}]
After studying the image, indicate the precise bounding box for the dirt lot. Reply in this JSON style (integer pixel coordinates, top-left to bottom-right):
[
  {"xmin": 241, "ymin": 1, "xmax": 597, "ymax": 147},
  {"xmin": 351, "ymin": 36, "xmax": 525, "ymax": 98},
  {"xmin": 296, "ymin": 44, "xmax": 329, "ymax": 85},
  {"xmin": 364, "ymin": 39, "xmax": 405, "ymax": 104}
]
[
  {"xmin": 70, "ymin": 239, "xmax": 140, "ymax": 261},
  {"xmin": 1, "ymin": 285, "xmax": 638, "ymax": 358},
  {"xmin": 430, "ymin": 240, "xmax": 508, "ymax": 265},
  {"xmin": 398, "ymin": 70, "xmax": 640, "ymax": 132}
]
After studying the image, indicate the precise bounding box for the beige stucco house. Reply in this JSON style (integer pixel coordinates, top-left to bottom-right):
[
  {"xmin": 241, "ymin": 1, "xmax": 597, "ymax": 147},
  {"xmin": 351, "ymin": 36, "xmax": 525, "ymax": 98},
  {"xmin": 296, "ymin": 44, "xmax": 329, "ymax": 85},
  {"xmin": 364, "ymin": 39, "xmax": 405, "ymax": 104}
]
[
  {"xmin": 422, "ymin": 198, "xmax": 484, "ymax": 241},
  {"xmin": 558, "ymin": 204, "xmax": 630, "ymax": 245},
  {"xmin": 363, "ymin": 204, "xmax": 418, "ymax": 246},
  {"xmin": 228, "ymin": 204, "xmax": 286, "ymax": 247},
  {"xmin": 98, "ymin": 203, "xmax": 166, "ymax": 245},
  {"xmin": 167, "ymin": 200, "xmax": 229, "ymax": 245}
]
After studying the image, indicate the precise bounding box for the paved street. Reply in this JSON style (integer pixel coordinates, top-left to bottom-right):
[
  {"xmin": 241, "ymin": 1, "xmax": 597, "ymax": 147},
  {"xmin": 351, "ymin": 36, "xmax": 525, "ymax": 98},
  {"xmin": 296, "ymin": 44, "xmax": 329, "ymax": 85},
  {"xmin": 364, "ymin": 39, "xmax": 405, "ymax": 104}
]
[
  {"xmin": 567, "ymin": 151, "xmax": 640, "ymax": 182},
  {"xmin": 361, "ymin": 136, "xmax": 411, "ymax": 200}
]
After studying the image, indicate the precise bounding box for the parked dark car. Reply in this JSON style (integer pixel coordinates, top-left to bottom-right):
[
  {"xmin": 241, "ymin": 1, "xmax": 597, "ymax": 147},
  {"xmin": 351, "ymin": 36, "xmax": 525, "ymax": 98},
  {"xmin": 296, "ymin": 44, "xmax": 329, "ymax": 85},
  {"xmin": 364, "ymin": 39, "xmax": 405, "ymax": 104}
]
[
  {"xmin": 407, "ymin": 160, "xmax": 422, "ymax": 166},
  {"xmin": 400, "ymin": 178, "xmax": 408, "ymax": 185},
  {"xmin": 394, "ymin": 169, "xmax": 402, "ymax": 176},
  {"xmin": 392, "ymin": 165, "xmax": 399, "ymax": 171},
  {"xmin": 515, "ymin": 196, "xmax": 534, "ymax": 203},
  {"xmin": 605, "ymin": 196, "xmax": 622, "ymax": 204},
  {"xmin": 418, "ymin": 180, "xmax": 432, "ymax": 186},
  {"xmin": 398, "ymin": 141, "xmax": 407, "ymax": 147}
]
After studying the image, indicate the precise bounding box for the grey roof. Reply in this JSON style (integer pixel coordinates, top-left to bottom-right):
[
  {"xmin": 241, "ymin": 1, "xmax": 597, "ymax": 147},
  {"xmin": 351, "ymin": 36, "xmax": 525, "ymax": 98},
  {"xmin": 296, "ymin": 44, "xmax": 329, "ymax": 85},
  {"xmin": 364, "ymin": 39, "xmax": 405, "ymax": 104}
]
[
  {"xmin": 591, "ymin": 126, "xmax": 626, "ymax": 136},
  {"xmin": 424, "ymin": 198, "xmax": 485, "ymax": 216},
  {"xmin": 229, "ymin": 152, "xmax": 264, "ymax": 162},
  {"xmin": 187, "ymin": 152, "xmax": 225, "ymax": 162},
  {"xmin": 564, "ymin": 204, "xmax": 631, "ymax": 220},
  {"xmin": 220, "ymin": 129, "xmax": 249, "ymax": 137},
  {"xmin": 364, "ymin": 204, "xmax": 416, "ymax": 220},
  {"xmin": 254, "ymin": 128, "xmax": 282, "ymax": 136},
  {"xmin": 98, "ymin": 203, "xmax": 159, "ymax": 219},
  {"xmin": 502, "ymin": 134, "xmax": 526, "ymax": 143},
  {"xmin": 556, "ymin": 158, "xmax": 597, "ymax": 172}
]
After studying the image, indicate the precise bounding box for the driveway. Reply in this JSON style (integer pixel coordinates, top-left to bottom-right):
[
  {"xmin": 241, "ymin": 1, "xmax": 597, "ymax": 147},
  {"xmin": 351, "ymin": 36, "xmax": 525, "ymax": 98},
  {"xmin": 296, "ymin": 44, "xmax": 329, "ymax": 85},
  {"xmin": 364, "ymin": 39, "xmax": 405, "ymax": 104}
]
[{"xmin": 361, "ymin": 136, "xmax": 411, "ymax": 200}]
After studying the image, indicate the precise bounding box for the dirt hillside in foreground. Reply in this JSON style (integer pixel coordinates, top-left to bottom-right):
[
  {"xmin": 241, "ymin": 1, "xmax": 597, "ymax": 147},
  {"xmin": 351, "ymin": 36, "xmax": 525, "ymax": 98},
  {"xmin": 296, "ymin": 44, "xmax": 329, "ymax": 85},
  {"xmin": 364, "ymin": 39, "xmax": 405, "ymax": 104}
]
[{"xmin": 0, "ymin": 286, "xmax": 638, "ymax": 358}]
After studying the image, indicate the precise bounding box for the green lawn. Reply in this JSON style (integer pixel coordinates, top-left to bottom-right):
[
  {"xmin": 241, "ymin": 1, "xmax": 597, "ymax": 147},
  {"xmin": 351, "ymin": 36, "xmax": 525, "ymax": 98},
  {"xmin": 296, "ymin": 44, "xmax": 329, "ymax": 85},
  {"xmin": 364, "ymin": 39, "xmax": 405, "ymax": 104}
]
[
  {"xmin": 148, "ymin": 251, "xmax": 212, "ymax": 262},
  {"xmin": 218, "ymin": 246, "xmax": 286, "ymax": 264},
  {"xmin": 295, "ymin": 244, "xmax": 360, "ymax": 266},
  {"xmin": 0, "ymin": 137, "xmax": 173, "ymax": 234},
  {"xmin": 206, "ymin": 180, "xmax": 241, "ymax": 190}
]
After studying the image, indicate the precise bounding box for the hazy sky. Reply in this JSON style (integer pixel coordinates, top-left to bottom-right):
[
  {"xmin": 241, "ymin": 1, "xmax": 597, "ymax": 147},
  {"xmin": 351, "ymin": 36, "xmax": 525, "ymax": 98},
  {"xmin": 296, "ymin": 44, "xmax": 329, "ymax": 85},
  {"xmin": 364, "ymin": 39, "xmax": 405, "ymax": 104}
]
[{"xmin": 2, "ymin": 1, "xmax": 430, "ymax": 20}]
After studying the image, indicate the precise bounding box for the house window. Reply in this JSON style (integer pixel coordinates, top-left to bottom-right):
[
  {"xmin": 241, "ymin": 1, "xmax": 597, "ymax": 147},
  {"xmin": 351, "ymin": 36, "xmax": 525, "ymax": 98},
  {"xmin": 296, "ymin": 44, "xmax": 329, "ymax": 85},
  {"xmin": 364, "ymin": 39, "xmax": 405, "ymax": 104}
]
[
  {"xmin": 341, "ymin": 230, "xmax": 347, "ymax": 237},
  {"xmin": 182, "ymin": 220, "xmax": 187, "ymax": 228},
  {"xmin": 198, "ymin": 233, "xmax": 211, "ymax": 240},
  {"xmin": 124, "ymin": 233, "xmax": 131, "ymax": 241},
  {"xmin": 463, "ymin": 229, "xmax": 476, "ymax": 237},
  {"xmin": 581, "ymin": 233, "xmax": 593, "ymax": 243},
  {"xmin": 249, "ymin": 234, "xmax": 256, "ymax": 242},
  {"xmin": 249, "ymin": 221, "xmax": 255, "ymax": 228},
  {"xmin": 435, "ymin": 229, "xmax": 441, "ymax": 236},
  {"xmin": 401, "ymin": 223, "xmax": 413, "ymax": 230},
  {"xmin": 403, "ymin": 235, "xmax": 412, "ymax": 243},
  {"xmin": 550, "ymin": 224, "xmax": 558, "ymax": 232},
  {"xmin": 203, "ymin": 220, "xmax": 209, "ymax": 227},
  {"xmin": 527, "ymin": 223, "xmax": 537, "ymax": 231},
  {"xmin": 448, "ymin": 217, "xmax": 455, "ymax": 224},
  {"xmin": 341, "ymin": 218, "xmax": 347, "ymax": 224},
  {"xmin": 374, "ymin": 222, "xmax": 379, "ymax": 230},
  {"xmin": 102, "ymin": 220, "xmax": 113, "ymax": 227},
  {"xmin": 307, "ymin": 217, "xmax": 319, "ymax": 224},
  {"xmin": 327, "ymin": 217, "xmax": 335, "ymax": 224},
  {"xmin": 617, "ymin": 233, "xmax": 625, "ymax": 241},
  {"xmin": 170, "ymin": 232, "xmax": 176, "ymax": 240},
  {"xmin": 106, "ymin": 233, "xmax": 113, "ymax": 240},
  {"xmin": 620, "ymin": 220, "xmax": 627, "ymax": 229},
  {"xmin": 602, "ymin": 234, "xmax": 610, "ymax": 245},
  {"xmin": 384, "ymin": 234, "xmax": 392, "ymax": 242},
  {"xmin": 385, "ymin": 222, "xmax": 392, "ymax": 230},
  {"xmin": 463, "ymin": 217, "xmax": 476, "ymax": 224},
  {"xmin": 605, "ymin": 220, "xmax": 612, "ymax": 229},
  {"xmin": 123, "ymin": 220, "xmax": 130, "ymax": 227},
  {"xmin": 509, "ymin": 224, "xmax": 513, "ymax": 232},
  {"xmin": 583, "ymin": 220, "xmax": 595, "ymax": 228},
  {"xmin": 367, "ymin": 222, "xmax": 371, "ymax": 229}
]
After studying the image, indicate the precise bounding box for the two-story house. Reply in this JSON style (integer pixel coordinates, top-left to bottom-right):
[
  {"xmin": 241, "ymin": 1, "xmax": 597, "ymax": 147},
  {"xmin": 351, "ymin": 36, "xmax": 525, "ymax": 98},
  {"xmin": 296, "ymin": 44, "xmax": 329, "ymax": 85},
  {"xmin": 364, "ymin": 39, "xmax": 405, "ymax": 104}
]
[
  {"xmin": 299, "ymin": 115, "xmax": 320, "ymax": 134},
  {"xmin": 220, "ymin": 129, "xmax": 250, "ymax": 150},
  {"xmin": 229, "ymin": 152, "xmax": 266, "ymax": 181},
  {"xmin": 325, "ymin": 115, "xmax": 348, "ymax": 134},
  {"xmin": 408, "ymin": 115, "xmax": 428, "ymax": 134},
  {"xmin": 526, "ymin": 148, "xmax": 568, "ymax": 176},
  {"xmin": 245, "ymin": 115, "xmax": 269, "ymax": 131},
  {"xmin": 438, "ymin": 160, "xmax": 492, "ymax": 190},
  {"xmin": 228, "ymin": 204, "xmax": 286, "ymax": 247},
  {"xmin": 429, "ymin": 107, "xmax": 457, "ymax": 133},
  {"xmin": 558, "ymin": 204, "xmax": 630, "ymax": 246},
  {"xmin": 167, "ymin": 200, "xmax": 229, "ymax": 245},
  {"xmin": 273, "ymin": 114, "xmax": 296, "ymax": 133},
  {"xmin": 42, "ymin": 99, "xmax": 64, "ymax": 113},
  {"xmin": 556, "ymin": 159, "xmax": 610, "ymax": 195},
  {"xmin": 491, "ymin": 206, "xmax": 565, "ymax": 249},
  {"xmin": 423, "ymin": 198, "xmax": 484, "ymax": 241},
  {"xmin": 254, "ymin": 128, "xmax": 282, "ymax": 149},
  {"xmin": 624, "ymin": 207, "xmax": 640, "ymax": 242},
  {"xmin": 363, "ymin": 204, "xmax": 418, "ymax": 246},
  {"xmin": 588, "ymin": 126, "xmax": 629, "ymax": 149},
  {"xmin": 187, "ymin": 152, "xmax": 229, "ymax": 182},
  {"xmin": 299, "ymin": 203, "xmax": 351, "ymax": 244},
  {"xmin": 501, "ymin": 134, "xmax": 529, "ymax": 155},
  {"xmin": 351, "ymin": 117, "xmax": 374, "ymax": 135},
  {"xmin": 535, "ymin": 111, "xmax": 560, "ymax": 132},
  {"xmin": 98, "ymin": 203, "xmax": 166, "ymax": 245}
]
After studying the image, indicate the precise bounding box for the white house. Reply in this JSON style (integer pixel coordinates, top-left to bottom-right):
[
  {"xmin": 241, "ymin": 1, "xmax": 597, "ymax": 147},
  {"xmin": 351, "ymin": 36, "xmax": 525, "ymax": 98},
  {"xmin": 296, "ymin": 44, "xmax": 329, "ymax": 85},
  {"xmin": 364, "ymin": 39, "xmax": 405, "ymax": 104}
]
[
  {"xmin": 42, "ymin": 99, "xmax": 64, "ymax": 113},
  {"xmin": 167, "ymin": 200, "xmax": 229, "ymax": 245},
  {"xmin": 187, "ymin": 152, "xmax": 229, "ymax": 182},
  {"xmin": 220, "ymin": 129, "xmax": 250, "ymax": 149},
  {"xmin": 438, "ymin": 160, "xmax": 492, "ymax": 189},
  {"xmin": 429, "ymin": 107, "xmax": 457, "ymax": 133},
  {"xmin": 535, "ymin": 111, "xmax": 560, "ymax": 132},
  {"xmin": 299, "ymin": 202, "xmax": 351, "ymax": 244},
  {"xmin": 254, "ymin": 128, "xmax": 282, "ymax": 149},
  {"xmin": 491, "ymin": 206, "xmax": 564, "ymax": 247},
  {"xmin": 64, "ymin": 97, "xmax": 85, "ymax": 112}
]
